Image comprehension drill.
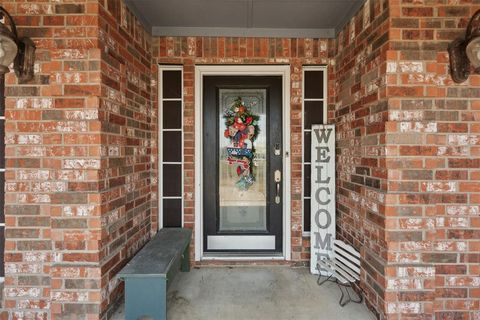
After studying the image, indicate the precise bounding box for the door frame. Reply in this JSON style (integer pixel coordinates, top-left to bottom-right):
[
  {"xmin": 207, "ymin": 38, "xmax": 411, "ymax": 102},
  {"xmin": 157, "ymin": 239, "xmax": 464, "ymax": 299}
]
[{"xmin": 194, "ymin": 65, "xmax": 291, "ymax": 261}]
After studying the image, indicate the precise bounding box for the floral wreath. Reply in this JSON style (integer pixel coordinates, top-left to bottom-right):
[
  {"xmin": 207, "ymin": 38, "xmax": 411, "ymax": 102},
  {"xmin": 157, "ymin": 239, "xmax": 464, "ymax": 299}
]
[{"xmin": 223, "ymin": 97, "xmax": 260, "ymax": 190}]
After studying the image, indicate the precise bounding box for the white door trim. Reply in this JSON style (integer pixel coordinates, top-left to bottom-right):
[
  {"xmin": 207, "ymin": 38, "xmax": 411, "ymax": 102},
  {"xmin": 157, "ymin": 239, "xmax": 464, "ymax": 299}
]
[{"xmin": 194, "ymin": 65, "xmax": 291, "ymax": 261}]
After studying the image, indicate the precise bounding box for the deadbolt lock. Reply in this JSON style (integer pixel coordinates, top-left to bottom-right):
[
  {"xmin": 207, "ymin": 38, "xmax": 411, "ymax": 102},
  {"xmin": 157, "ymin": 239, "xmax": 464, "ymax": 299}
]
[{"xmin": 274, "ymin": 170, "xmax": 281, "ymax": 182}]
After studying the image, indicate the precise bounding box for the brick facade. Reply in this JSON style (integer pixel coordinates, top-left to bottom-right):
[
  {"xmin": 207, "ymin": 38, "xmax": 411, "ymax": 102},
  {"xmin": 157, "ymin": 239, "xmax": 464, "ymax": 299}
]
[
  {"xmin": 97, "ymin": 1, "xmax": 154, "ymax": 317},
  {"xmin": 334, "ymin": 0, "xmax": 390, "ymax": 317},
  {"xmin": 154, "ymin": 36, "xmax": 334, "ymax": 264},
  {"xmin": 336, "ymin": 1, "xmax": 480, "ymax": 319},
  {"xmin": 385, "ymin": 2, "xmax": 479, "ymax": 319},
  {"xmin": 0, "ymin": 0, "xmax": 479, "ymax": 319},
  {"xmin": 2, "ymin": 1, "xmax": 154, "ymax": 318}
]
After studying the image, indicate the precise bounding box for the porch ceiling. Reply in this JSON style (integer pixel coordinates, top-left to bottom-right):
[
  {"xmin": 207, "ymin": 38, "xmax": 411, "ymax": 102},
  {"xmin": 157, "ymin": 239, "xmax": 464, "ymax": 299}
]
[{"xmin": 123, "ymin": 0, "xmax": 365, "ymax": 38}]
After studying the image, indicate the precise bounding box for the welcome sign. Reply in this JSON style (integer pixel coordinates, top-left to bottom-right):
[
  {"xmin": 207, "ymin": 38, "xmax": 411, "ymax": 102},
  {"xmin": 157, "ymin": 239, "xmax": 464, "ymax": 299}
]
[{"xmin": 310, "ymin": 124, "xmax": 336, "ymax": 275}]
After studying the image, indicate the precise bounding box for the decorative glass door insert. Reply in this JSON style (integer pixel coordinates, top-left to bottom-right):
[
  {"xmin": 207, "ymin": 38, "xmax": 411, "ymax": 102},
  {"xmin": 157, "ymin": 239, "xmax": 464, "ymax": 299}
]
[{"xmin": 219, "ymin": 89, "xmax": 267, "ymax": 232}]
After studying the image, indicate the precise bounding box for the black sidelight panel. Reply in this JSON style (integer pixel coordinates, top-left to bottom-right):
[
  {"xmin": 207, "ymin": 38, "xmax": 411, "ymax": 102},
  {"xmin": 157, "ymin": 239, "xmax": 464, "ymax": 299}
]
[
  {"xmin": 304, "ymin": 164, "xmax": 311, "ymax": 198},
  {"xmin": 162, "ymin": 131, "xmax": 182, "ymax": 163},
  {"xmin": 163, "ymin": 164, "xmax": 182, "ymax": 197},
  {"xmin": 304, "ymin": 101, "xmax": 324, "ymax": 129},
  {"xmin": 162, "ymin": 70, "xmax": 182, "ymax": 99},
  {"xmin": 304, "ymin": 131, "xmax": 312, "ymax": 163},
  {"xmin": 163, "ymin": 199, "xmax": 182, "ymax": 227},
  {"xmin": 162, "ymin": 101, "xmax": 182, "ymax": 129},
  {"xmin": 303, "ymin": 68, "xmax": 326, "ymax": 233},
  {"xmin": 160, "ymin": 67, "xmax": 183, "ymax": 228},
  {"xmin": 304, "ymin": 71, "xmax": 324, "ymax": 99}
]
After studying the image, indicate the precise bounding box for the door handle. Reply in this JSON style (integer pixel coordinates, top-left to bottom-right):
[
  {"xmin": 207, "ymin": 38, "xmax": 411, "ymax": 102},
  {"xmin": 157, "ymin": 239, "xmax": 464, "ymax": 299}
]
[
  {"xmin": 275, "ymin": 183, "xmax": 280, "ymax": 204},
  {"xmin": 275, "ymin": 170, "xmax": 281, "ymax": 204}
]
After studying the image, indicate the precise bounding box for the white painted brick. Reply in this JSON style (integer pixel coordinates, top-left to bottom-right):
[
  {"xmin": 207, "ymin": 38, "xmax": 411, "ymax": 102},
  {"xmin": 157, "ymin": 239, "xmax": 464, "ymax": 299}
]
[
  {"xmin": 425, "ymin": 182, "xmax": 458, "ymax": 193},
  {"xmin": 387, "ymin": 278, "xmax": 423, "ymax": 290},
  {"xmin": 24, "ymin": 252, "xmax": 50, "ymax": 263},
  {"xmin": 389, "ymin": 110, "xmax": 424, "ymax": 121},
  {"xmin": 51, "ymin": 291, "xmax": 88, "ymax": 302},
  {"xmin": 65, "ymin": 109, "xmax": 99, "ymax": 120},
  {"xmin": 56, "ymin": 121, "xmax": 88, "ymax": 133},
  {"xmin": 63, "ymin": 205, "xmax": 96, "ymax": 217},
  {"xmin": 448, "ymin": 135, "xmax": 479, "ymax": 146},
  {"xmin": 446, "ymin": 276, "xmax": 480, "ymax": 287},
  {"xmin": 446, "ymin": 206, "xmax": 480, "ymax": 216},
  {"xmin": 17, "ymin": 170, "xmax": 50, "ymax": 180},
  {"xmin": 17, "ymin": 134, "xmax": 42, "ymax": 145},
  {"xmin": 5, "ymin": 287, "xmax": 42, "ymax": 298},
  {"xmin": 63, "ymin": 159, "xmax": 101, "ymax": 169},
  {"xmin": 387, "ymin": 302, "xmax": 421, "ymax": 314},
  {"xmin": 5, "ymin": 263, "xmax": 42, "ymax": 274},
  {"xmin": 387, "ymin": 62, "xmax": 397, "ymax": 73},
  {"xmin": 400, "ymin": 122, "xmax": 437, "ymax": 133},
  {"xmin": 399, "ymin": 61, "xmax": 423, "ymax": 73},
  {"xmin": 32, "ymin": 181, "xmax": 67, "ymax": 193},
  {"xmin": 448, "ymin": 217, "xmax": 470, "ymax": 228}
]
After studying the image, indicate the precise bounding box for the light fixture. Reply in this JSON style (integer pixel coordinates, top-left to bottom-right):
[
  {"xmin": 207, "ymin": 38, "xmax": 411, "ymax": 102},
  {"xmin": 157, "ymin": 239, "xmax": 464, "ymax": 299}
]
[
  {"xmin": 0, "ymin": 6, "xmax": 36, "ymax": 81},
  {"xmin": 449, "ymin": 9, "xmax": 480, "ymax": 83}
]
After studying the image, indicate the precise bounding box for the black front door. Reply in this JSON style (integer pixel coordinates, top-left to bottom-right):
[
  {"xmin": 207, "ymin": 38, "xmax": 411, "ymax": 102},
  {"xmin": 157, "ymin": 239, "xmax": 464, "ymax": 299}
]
[{"xmin": 203, "ymin": 76, "xmax": 283, "ymax": 253}]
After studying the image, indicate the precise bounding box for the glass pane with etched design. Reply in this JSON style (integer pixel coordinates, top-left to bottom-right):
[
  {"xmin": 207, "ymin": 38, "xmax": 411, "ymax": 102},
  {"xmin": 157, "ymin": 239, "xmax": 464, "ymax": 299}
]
[{"xmin": 218, "ymin": 89, "xmax": 267, "ymax": 231}]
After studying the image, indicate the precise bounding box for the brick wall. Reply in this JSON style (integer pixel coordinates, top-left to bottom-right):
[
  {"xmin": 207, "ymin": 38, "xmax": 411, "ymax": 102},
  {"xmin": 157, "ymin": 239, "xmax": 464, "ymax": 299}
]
[
  {"xmin": 2, "ymin": 1, "xmax": 103, "ymax": 318},
  {"xmin": 385, "ymin": 1, "xmax": 480, "ymax": 319},
  {"xmin": 1, "ymin": 1, "xmax": 154, "ymax": 319},
  {"xmin": 1, "ymin": 0, "xmax": 479, "ymax": 319},
  {"xmin": 154, "ymin": 36, "xmax": 335, "ymax": 264},
  {"xmin": 96, "ymin": 1, "xmax": 154, "ymax": 317},
  {"xmin": 334, "ymin": 0, "xmax": 390, "ymax": 317},
  {"xmin": 336, "ymin": 1, "xmax": 480, "ymax": 319}
]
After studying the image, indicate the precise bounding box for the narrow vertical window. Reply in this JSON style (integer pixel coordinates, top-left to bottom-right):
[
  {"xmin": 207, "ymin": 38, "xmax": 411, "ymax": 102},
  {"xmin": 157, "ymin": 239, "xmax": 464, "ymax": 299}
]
[
  {"xmin": 159, "ymin": 66, "xmax": 183, "ymax": 228},
  {"xmin": 302, "ymin": 67, "xmax": 327, "ymax": 234}
]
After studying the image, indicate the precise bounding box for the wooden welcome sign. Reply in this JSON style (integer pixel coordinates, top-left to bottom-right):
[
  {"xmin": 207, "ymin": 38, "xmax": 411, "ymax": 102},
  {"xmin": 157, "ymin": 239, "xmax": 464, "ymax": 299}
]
[{"xmin": 310, "ymin": 124, "xmax": 336, "ymax": 275}]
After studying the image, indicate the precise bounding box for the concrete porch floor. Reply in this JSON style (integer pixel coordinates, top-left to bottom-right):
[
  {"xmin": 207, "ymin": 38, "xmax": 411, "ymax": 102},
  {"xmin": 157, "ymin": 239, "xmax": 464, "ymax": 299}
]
[{"xmin": 111, "ymin": 267, "xmax": 375, "ymax": 320}]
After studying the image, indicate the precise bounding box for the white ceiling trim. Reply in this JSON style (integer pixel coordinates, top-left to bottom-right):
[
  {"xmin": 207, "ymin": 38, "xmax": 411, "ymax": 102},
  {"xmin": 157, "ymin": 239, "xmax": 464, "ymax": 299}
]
[{"xmin": 152, "ymin": 27, "xmax": 336, "ymax": 38}]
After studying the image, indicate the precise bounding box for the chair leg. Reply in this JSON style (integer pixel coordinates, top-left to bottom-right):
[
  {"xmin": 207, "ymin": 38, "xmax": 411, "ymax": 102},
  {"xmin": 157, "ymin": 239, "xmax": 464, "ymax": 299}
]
[
  {"xmin": 337, "ymin": 282, "xmax": 363, "ymax": 307},
  {"xmin": 349, "ymin": 285, "xmax": 363, "ymax": 304},
  {"xmin": 317, "ymin": 273, "xmax": 333, "ymax": 286},
  {"xmin": 338, "ymin": 283, "xmax": 349, "ymax": 306}
]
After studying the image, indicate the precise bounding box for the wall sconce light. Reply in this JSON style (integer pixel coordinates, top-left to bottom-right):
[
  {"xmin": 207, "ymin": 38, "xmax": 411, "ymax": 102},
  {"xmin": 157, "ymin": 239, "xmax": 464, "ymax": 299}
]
[
  {"xmin": 449, "ymin": 10, "xmax": 480, "ymax": 83},
  {"xmin": 0, "ymin": 6, "xmax": 36, "ymax": 82}
]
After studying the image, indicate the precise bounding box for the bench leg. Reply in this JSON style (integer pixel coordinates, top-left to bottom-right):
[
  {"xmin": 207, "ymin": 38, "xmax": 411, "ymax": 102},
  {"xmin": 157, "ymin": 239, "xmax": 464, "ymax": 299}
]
[
  {"xmin": 181, "ymin": 244, "xmax": 190, "ymax": 272},
  {"xmin": 125, "ymin": 277, "xmax": 167, "ymax": 320},
  {"xmin": 337, "ymin": 282, "xmax": 363, "ymax": 307}
]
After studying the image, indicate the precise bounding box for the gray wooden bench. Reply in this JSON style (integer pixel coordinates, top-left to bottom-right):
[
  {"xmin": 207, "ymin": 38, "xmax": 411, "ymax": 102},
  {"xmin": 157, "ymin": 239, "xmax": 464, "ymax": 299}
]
[
  {"xmin": 118, "ymin": 228, "xmax": 192, "ymax": 320},
  {"xmin": 316, "ymin": 240, "xmax": 363, "ymax": 307}
]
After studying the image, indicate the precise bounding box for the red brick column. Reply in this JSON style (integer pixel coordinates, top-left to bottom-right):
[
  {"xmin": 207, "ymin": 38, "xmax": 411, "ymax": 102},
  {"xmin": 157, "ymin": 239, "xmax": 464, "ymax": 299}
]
[
  {"xmin": 96, "ymin": 2, "xmax": 154, "ymax": 316},
  {"xmin": 2, "ymin": 1, "xmax": 154, "ymax": 319},
  {"xmin": 385, "ymin": 2, "xmax": 480, "ymax": 319},
  {"xmin": 337, "ymin": 1, "xmax": 480, "ymax": 319},
  {"xmin": 2, "ymin": 1, "xmax": 103, "ymax": 318},
  {"xmin": 334, "ymin": 1, "xmax": 390, "ymax": 317}
]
